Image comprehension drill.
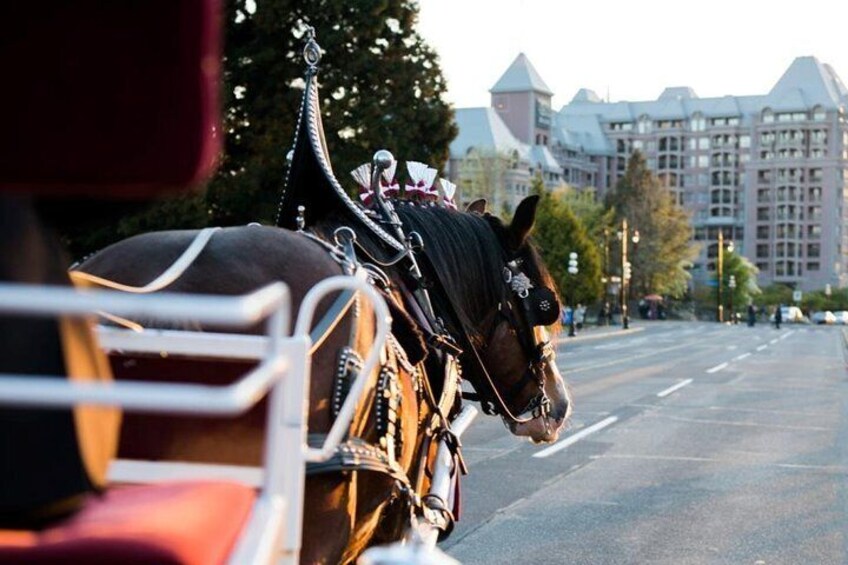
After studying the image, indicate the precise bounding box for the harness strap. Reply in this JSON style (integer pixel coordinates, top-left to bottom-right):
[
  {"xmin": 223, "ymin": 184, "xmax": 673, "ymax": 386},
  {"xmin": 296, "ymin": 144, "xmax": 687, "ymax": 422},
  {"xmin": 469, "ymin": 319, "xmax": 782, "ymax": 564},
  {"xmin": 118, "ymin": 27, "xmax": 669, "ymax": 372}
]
[
  {"xmin": 69, "ymin": 227, "xmax": 221, "ymax": 293},
  {"xmin": 305, "ymin": 435, "xmax": 411, "ymax": 487}
]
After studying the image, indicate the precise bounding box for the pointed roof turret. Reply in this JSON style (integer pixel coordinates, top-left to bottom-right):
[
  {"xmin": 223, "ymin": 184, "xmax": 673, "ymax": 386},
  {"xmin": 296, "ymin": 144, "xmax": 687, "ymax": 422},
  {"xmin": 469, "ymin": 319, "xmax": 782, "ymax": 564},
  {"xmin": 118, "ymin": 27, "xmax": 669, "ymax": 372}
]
[
  {"xmin": 571, "ymin": 88, "xmax": 602, "ymax": 104},
  {"xmin": 490, "ymin": 53, "xmax": 553, "ymax": 96},
  {"xmin": 768, "ymin": 56, "xmax": 848, "ymax": 109}
]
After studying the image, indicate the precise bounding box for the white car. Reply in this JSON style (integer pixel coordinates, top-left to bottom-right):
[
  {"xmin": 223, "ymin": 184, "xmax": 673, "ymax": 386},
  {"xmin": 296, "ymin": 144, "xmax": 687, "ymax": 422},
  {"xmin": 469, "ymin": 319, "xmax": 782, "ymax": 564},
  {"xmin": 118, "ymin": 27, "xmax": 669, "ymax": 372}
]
[
  {"xmin": 811, "ymin": 310, "xmax": 836, "ymax": 324},
  {"xmin": 770, "ymin": 306, "xmax": 804, "ymax": 323},
  {"xmin": 833, "ymin": 311, "xmax": 848, "ymax": 324}
]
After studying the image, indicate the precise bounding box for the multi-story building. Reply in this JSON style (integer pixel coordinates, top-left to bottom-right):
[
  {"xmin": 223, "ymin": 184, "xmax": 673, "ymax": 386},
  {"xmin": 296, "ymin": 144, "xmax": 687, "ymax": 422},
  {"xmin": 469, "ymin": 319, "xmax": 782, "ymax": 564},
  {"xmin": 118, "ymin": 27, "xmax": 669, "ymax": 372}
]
[{"xmin": 449, "ymin": 54, "xmax": 848, "ymax": 290}]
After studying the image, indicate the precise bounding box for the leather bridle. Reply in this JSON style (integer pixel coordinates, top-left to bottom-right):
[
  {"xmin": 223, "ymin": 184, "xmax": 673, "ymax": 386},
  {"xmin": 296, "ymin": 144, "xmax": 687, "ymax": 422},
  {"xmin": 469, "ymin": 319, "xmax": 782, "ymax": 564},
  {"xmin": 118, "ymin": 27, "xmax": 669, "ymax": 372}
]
[{"xmin": 452, "ymin": 258, "xmax": 559, "ymax": 426}]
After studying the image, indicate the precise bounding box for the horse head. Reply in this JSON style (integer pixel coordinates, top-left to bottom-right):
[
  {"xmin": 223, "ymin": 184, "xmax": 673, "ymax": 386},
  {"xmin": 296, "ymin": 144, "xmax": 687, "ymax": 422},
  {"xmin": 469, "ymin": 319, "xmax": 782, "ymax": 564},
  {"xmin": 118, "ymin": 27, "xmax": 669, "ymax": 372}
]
[{"xmin": 394, "ymin": 195, "xmax": 571, "ymax": 444}]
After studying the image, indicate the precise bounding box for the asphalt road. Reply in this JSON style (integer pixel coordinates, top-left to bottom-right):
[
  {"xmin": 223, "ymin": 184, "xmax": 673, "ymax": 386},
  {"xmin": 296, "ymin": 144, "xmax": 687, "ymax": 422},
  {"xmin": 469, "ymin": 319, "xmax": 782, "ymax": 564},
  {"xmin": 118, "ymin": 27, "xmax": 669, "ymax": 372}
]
[{"xmin": 443, "ymin": 321, "xmax": 848, "ymax": 564}]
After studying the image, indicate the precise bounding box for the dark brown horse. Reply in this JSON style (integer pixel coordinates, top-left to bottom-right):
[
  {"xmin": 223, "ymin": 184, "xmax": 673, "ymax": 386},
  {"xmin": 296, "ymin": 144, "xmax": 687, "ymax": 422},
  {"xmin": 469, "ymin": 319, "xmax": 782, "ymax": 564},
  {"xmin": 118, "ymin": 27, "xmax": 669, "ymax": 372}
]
[{"xmin": 76, "ymin": 194, "xmax": 570, "ymax": 563}]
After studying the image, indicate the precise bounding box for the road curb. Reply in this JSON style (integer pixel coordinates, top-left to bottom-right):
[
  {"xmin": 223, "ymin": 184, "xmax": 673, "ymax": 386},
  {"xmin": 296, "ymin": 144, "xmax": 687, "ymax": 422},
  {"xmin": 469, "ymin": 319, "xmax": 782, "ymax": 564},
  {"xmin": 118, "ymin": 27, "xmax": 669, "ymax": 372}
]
[{"xmin": 555, "ymin": 325, "xmax": 645, "ymax": 345}]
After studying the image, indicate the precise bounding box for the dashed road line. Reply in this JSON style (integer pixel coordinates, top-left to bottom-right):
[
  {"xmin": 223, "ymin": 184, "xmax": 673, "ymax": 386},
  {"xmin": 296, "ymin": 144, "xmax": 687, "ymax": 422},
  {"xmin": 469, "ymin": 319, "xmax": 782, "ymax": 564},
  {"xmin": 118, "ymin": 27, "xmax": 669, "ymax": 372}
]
[
  {"xmin": 756, "ymin": 344, "xmax": 768, "ymax": 351},
  {"xmin": 734, "ymin": 352, "xmax": 751, "ymax": 361},
  {"xmin": 533, "ymin": 416, "xmax": 619, "ymax": 458},
  {"xmin": 706, "ymin": 362, "xmax": 729, "ymax": 373},
  {"xmin": 657, "ymin": 379, "xmax": 693, "ymax": 398},
  {"xmin": 770, "ymin": 338, "xmax": 779, "ymax": 344}
]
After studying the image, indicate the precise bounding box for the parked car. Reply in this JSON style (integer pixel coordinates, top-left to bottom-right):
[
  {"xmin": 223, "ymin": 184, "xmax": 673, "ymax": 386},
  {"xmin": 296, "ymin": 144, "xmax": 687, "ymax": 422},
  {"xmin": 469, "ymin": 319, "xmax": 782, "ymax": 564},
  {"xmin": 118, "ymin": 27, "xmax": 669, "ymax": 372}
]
[
  {"xmin": 833, "ymin": 311, "xmax": 848, "ymax": 325},
  {"xmin": 811, "ymin": 310, "xmax": 836, "ymax": 325},
  {"xmin": 769, "ymin": 306, "xmax": 805, "ymax": 323}
]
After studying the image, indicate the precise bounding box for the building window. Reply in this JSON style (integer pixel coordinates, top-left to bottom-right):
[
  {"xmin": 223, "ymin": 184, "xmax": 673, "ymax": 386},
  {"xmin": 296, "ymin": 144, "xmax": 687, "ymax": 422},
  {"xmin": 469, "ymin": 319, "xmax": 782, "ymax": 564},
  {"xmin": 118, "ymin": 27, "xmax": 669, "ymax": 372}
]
[
  {"xmin": 808, "ymin": 224, "xmax": 822, "ymax": 238},
  {"xmin": 762, "ymin": 108, "xmax": 774, "ymax": 123},
  {"xmin": 757, "ymin": 226, "xmax": 769, "ymax": 239},
  {"xmin": 808, "ymin": 262, "xmax": 820, "ymax": 271},
  {"xmin": 756, "ymin": 244, "xmax": 769, "ymax": 258},
  {"xmin": 808, "ymin": 243, "xmax": 821, "ymax": 258},
  {"xmin": 739, "ymin": 135, "xmax": 751, "ymax": 148},
  {"xmin": 698, "ymin": 137, "xmax": 710, "ymax": 150}
]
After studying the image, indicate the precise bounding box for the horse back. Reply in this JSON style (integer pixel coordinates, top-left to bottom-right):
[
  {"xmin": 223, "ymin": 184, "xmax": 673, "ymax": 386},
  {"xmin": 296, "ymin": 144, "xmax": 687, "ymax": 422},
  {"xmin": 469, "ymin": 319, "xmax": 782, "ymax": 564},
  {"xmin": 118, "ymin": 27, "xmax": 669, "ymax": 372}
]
[{"xmin": 79, "ymin": 225, "xmax": 356, "ymax": 465}]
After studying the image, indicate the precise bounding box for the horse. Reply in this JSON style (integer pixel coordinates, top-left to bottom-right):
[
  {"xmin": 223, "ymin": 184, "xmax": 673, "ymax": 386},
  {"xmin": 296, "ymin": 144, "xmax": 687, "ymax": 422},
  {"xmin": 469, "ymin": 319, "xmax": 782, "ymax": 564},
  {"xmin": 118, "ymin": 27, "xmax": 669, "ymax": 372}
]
[{"xmin": 75, "ymin": 194, "xmax": 571, "ymax": 563}]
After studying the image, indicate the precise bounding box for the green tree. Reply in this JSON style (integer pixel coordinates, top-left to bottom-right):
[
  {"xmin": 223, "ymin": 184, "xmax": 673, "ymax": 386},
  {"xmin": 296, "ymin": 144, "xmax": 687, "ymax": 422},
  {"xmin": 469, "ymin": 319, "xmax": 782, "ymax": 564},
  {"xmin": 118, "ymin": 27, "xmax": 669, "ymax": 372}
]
[
  {"xmin": 606, "ymin": 150, "xmax": 698, "ymax": 298},
  {"xmin": 719, "ymin": 249, "xmax": 761, "ymax": 317},
  {"xmin": 59, "ymin": 0, "xmax": 457, "ymax": 258},
  {"xmin": 557, "ymin": 186, "xmax": 615, "ymax": 244},
  {"xmin": 530, "ymin": 177, "xmax": 602, "ymax": 306}
]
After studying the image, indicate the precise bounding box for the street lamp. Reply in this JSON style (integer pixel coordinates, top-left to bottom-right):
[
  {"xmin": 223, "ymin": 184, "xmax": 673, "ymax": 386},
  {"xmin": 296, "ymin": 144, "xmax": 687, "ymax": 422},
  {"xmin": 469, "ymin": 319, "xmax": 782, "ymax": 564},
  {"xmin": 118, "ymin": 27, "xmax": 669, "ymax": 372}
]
[
  {"xmin": 568, "ymin": 252, "xmax": 579, "ymax": 337},
  {"xmin": 716, "ymin": 230, "xmax": 734, "ymax": 323},
  {"xmin": 617, "ymin": 219, "xmax": 639, "ymax": 330},
  {"xmin": 728, "ymin": 275, "xmax": 737, "ymax": 324}
]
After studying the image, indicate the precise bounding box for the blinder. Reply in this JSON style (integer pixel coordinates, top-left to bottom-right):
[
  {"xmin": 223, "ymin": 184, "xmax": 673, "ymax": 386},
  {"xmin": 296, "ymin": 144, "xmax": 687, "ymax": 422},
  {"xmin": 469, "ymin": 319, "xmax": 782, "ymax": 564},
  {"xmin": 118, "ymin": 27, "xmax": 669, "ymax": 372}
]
[
  {"xmin": 526, "ymin": 286, "xmax": 559, "ymax": 327},
  {"xmin": 502, "ymin": 263, "xmax": 560, "ymax": 327}
]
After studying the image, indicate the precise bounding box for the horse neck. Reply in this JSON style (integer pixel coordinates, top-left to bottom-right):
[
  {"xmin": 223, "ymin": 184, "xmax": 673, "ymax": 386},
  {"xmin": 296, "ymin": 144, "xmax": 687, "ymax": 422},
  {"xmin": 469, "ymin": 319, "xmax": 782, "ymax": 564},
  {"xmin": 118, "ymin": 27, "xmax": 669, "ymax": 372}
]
[{"xmin": 311, "ymin": 207, "xmax": 504, "ymax": 336}]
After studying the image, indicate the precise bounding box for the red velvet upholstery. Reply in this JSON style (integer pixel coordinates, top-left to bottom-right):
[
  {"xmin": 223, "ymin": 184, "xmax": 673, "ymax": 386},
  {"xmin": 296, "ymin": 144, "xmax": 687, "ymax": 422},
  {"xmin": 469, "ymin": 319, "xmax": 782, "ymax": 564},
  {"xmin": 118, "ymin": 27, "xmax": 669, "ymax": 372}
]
[
  {"xmin": 0, "ymin": 481, "xmax": 255, "ymax": 565},
  {"xmin": 0, "ymin": 1, "xmax": 221, "ymax": 197}
]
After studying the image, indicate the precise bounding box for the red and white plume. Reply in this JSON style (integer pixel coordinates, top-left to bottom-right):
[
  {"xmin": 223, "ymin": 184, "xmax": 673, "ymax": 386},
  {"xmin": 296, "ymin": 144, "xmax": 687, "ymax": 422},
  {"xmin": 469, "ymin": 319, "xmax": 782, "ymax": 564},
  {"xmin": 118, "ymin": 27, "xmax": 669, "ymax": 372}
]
[
  {"xmin": 405, "ymin": 161, "xmax": 438, "ymax": 201},
  {"xmin": 351, "ymin": 163, "xmax": 375, "ymax": 205},
  {"xmin": 439, "ymin": 178, "xmax": 457, "ymax": 209},
  {"xmin": 381, "ymin": 160, "xmax": 400, "ymax": 198}
]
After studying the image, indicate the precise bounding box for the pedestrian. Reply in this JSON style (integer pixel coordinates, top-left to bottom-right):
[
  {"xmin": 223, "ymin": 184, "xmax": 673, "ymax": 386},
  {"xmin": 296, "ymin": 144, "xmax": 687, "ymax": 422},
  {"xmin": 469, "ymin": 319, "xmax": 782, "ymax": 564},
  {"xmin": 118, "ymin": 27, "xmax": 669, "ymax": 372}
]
[
  {"xmin": 561, "ymin": 305, "xmax": 573, "ymax": 327},
  {"xmin": 747, "ymin": 303, "xmax": 756, "ymax": 327},
  {"xmin": 598, "ymin": 303, "xmax": 608, "ymax": 327},
  {"xmin": 774, "ymin": 304, "xmax": 782, "ymax": 329},
  {"xmin": 575, "ymin": 304, "xmax": 585, "ymax": 330}
]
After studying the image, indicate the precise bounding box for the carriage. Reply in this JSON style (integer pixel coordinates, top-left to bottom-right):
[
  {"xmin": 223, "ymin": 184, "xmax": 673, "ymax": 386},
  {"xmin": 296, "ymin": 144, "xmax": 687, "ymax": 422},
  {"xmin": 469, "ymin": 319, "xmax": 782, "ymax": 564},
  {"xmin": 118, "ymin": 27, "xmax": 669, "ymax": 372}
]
[{"xmin": 0, "ymin": 3, "xmax": 569, "ymax": 563}]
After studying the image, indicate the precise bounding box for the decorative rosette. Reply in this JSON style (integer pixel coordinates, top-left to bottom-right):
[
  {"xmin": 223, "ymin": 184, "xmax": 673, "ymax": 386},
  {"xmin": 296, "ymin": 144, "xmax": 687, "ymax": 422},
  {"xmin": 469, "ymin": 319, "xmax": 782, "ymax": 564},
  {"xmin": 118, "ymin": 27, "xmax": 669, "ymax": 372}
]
[
  {"xmin": 405, "ymin": 161, "xmax": 438, "ymax": 202},
  {"xmin": 438, "ymin": 178, "xmax": 457, "ymax": 209}
]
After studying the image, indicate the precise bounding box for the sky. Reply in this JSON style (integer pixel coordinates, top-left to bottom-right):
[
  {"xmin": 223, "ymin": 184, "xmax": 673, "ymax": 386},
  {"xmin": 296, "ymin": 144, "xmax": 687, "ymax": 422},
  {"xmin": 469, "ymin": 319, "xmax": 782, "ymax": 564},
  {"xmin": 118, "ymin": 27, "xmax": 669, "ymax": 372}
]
[{"xmin": 416, "ymin": 0, "xmax": 848, "ymax": 110}]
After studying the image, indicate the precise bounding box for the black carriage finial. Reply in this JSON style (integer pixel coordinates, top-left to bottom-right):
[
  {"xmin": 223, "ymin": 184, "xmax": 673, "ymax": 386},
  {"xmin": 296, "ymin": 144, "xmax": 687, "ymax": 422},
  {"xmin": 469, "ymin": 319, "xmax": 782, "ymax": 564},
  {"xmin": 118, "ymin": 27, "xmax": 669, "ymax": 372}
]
[{"xmin": 302, "ymin": 26, "xmax": 321, "ymax": 68}]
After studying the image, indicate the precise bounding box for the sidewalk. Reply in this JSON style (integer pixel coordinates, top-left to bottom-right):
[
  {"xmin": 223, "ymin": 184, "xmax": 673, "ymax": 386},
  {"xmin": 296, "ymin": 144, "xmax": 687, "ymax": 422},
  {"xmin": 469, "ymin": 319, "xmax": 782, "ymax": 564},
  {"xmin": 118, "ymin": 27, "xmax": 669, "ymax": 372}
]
[{"xmin": 554, "ymin": 323, "xmax": 645, "ymax": 345}]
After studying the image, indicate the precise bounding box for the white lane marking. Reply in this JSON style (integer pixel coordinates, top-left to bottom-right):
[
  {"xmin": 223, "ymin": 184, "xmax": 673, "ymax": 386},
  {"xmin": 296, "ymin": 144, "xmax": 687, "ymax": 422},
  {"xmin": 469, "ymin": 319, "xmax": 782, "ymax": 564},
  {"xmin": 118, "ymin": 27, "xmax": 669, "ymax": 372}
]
[
  {"xmin": 706, "ymin": 362, "xmax": 729, "ymax": 374},
  {"xmin": 734, "ymin": 352, "xmax": 751, "ymax": 361},
  {"xmin": 770, "ymin": 338, "xmax": 779, "ymax": 344},
  {"xmin": 657, "ymin": 378, "xmax": 693, "ymax": 398},
  {"xmin": 533, "ymin": 416, "xmax": 619, "ymax": 459},
  {"xmin": 726, "ymin": 345, "xmax": 738, "ymax": 350},
  {"xmin": 779, "ymin": 331, "xmax": 793, "ymax": 340},
  {"xmin": 756, "ymin": 345, "xmax": 768, "ymax": 351}
]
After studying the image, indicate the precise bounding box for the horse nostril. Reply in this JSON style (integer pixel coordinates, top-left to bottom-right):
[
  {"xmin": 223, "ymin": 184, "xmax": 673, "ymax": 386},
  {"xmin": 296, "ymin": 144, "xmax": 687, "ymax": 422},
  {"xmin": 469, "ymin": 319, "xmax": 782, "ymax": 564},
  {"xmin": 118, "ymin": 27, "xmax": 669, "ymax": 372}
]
[{"xmin": 551, "ymin": 399, "xmax": 570, "ymax": 422}]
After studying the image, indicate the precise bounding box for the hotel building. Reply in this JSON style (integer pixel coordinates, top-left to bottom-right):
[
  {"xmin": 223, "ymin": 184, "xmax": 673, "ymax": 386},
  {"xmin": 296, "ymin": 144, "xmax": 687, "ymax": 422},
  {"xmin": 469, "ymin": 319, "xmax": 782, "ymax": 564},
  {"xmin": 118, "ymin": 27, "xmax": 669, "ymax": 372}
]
[{"xmin": 448, "ymin": 55, "xmax": 848, "ymax": 290}]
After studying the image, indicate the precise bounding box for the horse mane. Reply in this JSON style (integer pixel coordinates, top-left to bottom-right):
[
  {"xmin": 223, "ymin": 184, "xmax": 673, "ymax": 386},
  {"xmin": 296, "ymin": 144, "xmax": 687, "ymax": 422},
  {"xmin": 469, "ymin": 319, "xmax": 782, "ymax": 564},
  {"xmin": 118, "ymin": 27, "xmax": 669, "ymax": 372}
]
[{"xmin": 313, "ymin": 201, "xmax": 558, "ymax": 344}]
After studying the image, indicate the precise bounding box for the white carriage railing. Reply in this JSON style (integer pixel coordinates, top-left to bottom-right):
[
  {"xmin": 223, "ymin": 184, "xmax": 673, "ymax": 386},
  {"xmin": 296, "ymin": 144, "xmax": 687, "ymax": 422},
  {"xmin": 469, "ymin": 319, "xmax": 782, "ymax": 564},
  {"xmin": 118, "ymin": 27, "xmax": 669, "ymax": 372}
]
[{"xmin": 0, "ymin": 275, "xmax": 390, "ymax": 565}]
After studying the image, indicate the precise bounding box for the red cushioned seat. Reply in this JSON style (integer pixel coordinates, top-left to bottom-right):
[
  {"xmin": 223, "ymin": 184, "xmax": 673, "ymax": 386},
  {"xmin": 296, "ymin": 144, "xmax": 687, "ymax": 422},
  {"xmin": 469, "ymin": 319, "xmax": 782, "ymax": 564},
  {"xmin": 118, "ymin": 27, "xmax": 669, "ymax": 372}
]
[{"xmin": 0, "ymin": 481, "xmax": 255, "ymax": 565}]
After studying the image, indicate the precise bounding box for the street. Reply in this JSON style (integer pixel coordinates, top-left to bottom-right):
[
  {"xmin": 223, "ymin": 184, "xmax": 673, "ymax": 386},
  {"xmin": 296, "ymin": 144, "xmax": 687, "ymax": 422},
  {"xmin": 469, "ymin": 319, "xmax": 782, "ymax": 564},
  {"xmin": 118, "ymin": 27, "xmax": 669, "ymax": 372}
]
[{"xmin": 444, "ymin": 321, "xmax": 848, "ymax": 564}]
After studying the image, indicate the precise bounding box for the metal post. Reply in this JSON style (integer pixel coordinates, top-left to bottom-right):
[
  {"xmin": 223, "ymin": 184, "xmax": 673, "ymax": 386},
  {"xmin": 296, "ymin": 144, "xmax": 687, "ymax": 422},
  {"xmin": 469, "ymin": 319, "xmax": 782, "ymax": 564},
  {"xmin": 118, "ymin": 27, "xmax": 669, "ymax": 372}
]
[
  {"xmin": 621, "ymin": 219, "xmax": 629, "ymax": 330},
  {"xmin": 728, "ymin": 275, "xmax": 737, "ymax": 324},
  {"xmin": 717, "ymin": 230, "xmax": 724, "ymax": 323},
  {"xmin": 568, "ymin": 252, "xmax": 579, "ymax": 337},
  {"xmin": 603, "ymin": 229, "xmax": 610, "ymax": 326}
]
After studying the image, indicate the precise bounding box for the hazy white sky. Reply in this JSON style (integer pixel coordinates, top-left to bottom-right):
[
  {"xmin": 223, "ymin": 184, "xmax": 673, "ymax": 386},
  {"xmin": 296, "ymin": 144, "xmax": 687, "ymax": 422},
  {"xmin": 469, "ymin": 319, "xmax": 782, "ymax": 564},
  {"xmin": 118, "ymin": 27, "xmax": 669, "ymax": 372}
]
[{"xmin": 417, "ymin": 0, "xmax": 848, "ymax": 110}]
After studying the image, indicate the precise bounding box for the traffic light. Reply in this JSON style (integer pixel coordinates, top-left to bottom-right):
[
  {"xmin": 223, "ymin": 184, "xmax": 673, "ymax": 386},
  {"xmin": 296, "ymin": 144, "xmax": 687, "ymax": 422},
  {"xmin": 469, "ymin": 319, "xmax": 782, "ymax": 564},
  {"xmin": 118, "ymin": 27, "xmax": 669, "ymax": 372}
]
[{"xmin": 623, "ymin": 260, "xmax": 632, "ymax": 281}]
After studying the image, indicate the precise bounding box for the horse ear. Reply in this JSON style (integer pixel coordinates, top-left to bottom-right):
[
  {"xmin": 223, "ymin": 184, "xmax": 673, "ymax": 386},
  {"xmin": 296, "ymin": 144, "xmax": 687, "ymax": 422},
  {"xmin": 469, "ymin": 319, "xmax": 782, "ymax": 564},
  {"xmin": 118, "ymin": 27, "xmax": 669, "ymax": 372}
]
[
  {"xmin": 509, "ymin": 195, "xmax": 540, "ymax": 248},
  {"xmin": 465, "ymin": 199, "xmax": 487, "ymax": 214}
]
